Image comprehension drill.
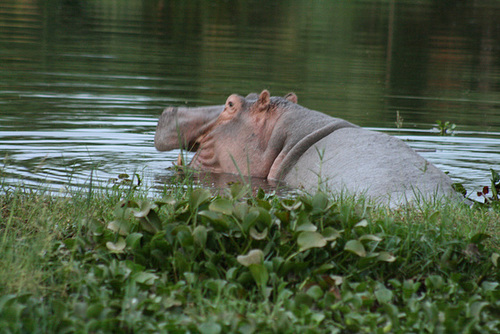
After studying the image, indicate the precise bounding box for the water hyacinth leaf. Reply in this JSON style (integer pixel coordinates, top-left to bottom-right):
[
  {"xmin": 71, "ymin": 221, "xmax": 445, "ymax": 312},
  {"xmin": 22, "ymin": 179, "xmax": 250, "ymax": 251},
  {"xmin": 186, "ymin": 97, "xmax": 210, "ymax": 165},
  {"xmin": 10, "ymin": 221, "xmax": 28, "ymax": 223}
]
[
  {"xmin": 198, "ymin": 322, "xmax": 222, "ymax": 334},
  {"xmin": 254, "ymin": 207, "xmax": 272, "ymax": 226},
  {"xmin": 237, "ymin": 249, "xmax": 264, "ymax": 267},
  {"xmin": 229, "ymin": 182, "xmax": 249, "ymax": 200},
  {"xmin": 198, "ymin": 211, "xmax": 229, "ymax": 231},
  {"xmin": 312, "ymin": 192, "xmax": 330, "ymax": 212},
  {"xmin": 233, "ymin": 202, "xmax": 249, "ymax": 220},
  {"xmin": 359, "ymin": 234, "xmax": 383, "ymax": 242},
  {"xmin": 354, "ymin": 219, "xmax": 369, "ymax": 228},
  {"xmin": 330, "ymin": 275, "xmax": 343, "ymax": 285},
  {"xmin": 138, "ymin": 217, "xmax": 158, "ymax": 234},
  {"xmin": 242, "ymin": 210, "xmax": 260, "ymax": 231},
  {"xmin": 281, "ymin": 199, "xmax": 302, "ymax": 211},
  {"xmin": 296, "ymin": 222, "xmax": 317, "ymax": 232},
  {"xmin": 322, "ymin": 227, "xmax": 341, "ymax": 241},
  {"xmin": 375, "ymin": 285, "xmax": 393, "ymax": 304},
  {"xmin": 106, "ymin": 238, "xmax": 126, "ymax": 253},
  {"xmin": 249, "ymin": 263, "xmax": 269, "ymax": 287},
  {"xmin": 189, "ymin": 188, "xmax": 212, "ymax": 211},
  {"xmin": 344, "ymin": 240, "xmax": 366, "ymax": 257},
  {"xmin": 377, "ymin": 251, "xmax": 396, "ymax": 262},
  {"xmin": 470, "ymin": 302, "xmax": 490, "ymax": 320},
  {"xmin": 133, "ymin": 272, "xmax": 159, "ymax": 285},
  {"xmin": 306, "ymin": 285, "xmax": 324, "ymax": 301},
  {"xmin": 297, "ymin": 231, "xmax": 327, "ymax": 252},
  {"xmin": 209, "ymin": 198, "xmax": 234, "ymax": 215},
  {"xmin": 107, "ymin": 220, "xmax": 130, "ymax": 236},
  {"xmin": 481, "ymin": 281, "xmax": 499, "ymax": 292},
  {"xmin": 140, "ymin": 209, "xmax": 162, "ymax": 233},
  {"xmin": 132, "ymin": 201, "xmax": 156, "ymax": 218},
  {"xmin": 425, "ymin": 275, "xmax": 444, "ymax": 290},
  {"xmin": 250, "ymin": 227, "xmax": 268, "ymax": 240},
  {"xmin": 492, "ymin": 253, "xmax": 499, "ymax": 267},
  {"xmin": 126, "ymin": 233, "xmax": 143, "ymax": 249},
  {"xmin": 192, "ymin": 225, "xmax": 208, "ymax": 247}
]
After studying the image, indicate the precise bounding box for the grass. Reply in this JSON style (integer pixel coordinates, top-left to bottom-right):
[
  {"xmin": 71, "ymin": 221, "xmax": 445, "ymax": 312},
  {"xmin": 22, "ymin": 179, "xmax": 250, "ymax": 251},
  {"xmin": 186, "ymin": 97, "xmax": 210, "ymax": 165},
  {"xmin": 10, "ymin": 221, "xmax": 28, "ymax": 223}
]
[{"xmin": 1, "ymin": 175, "xmax": 500, "ymax": 333}]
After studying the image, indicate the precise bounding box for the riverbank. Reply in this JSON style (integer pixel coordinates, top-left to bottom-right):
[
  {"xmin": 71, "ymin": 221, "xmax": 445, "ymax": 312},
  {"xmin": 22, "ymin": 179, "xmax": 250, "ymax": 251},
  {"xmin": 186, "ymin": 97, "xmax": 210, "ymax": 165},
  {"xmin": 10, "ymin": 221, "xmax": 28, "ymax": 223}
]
[{"xmin": 1, "ymin": 178, "xmax": 499, "ymax": 333}]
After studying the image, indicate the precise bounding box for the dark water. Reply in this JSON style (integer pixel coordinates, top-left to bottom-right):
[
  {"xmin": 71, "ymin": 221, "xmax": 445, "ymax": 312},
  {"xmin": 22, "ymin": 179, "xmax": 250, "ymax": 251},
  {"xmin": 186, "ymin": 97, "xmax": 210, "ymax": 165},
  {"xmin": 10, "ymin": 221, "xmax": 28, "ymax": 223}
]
[{"xmin": 1, "ymin": 0, "xmax": 500, "ymax": 199}]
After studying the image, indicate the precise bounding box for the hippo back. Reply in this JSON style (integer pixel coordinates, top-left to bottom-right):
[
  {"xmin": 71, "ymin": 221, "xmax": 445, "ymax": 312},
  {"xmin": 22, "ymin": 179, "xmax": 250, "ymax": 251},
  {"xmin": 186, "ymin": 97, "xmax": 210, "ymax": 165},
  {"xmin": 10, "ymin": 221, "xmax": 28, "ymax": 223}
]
[{"xmin": 283, "ymin": 127, "xmax": 456, "ymax": 207}]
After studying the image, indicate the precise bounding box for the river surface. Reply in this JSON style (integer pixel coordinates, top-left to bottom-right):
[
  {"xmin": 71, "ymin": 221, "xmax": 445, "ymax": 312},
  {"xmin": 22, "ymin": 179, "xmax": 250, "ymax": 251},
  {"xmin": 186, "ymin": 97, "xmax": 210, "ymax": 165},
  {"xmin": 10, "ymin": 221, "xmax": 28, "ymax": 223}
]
[{"xmin": 1, "ymin": 0, "xmax": 500, "ymax": 200}]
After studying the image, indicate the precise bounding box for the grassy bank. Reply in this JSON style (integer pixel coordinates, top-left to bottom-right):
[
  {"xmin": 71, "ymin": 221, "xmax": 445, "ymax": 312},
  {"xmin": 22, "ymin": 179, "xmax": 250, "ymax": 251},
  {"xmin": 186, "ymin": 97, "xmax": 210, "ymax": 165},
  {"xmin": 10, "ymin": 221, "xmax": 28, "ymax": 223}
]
[{"xmin": 1, "ymin": 178, "xmax": 500, "ymax": 333}]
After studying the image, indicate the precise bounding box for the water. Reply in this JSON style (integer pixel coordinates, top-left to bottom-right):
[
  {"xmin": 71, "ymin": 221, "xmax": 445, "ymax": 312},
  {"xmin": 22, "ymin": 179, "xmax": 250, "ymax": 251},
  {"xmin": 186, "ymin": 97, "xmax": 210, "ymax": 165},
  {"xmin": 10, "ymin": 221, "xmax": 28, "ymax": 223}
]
[{"xmin": 1, "ymin": 0, "xmax": 500, "ymax": 199}]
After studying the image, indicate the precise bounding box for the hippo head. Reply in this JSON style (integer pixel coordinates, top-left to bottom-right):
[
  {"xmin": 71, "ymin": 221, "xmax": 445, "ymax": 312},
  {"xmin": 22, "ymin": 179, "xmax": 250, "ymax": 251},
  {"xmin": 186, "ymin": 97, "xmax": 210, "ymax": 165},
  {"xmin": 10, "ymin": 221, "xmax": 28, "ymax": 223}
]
[{"xmin": 190, "ymin": 90, "xmax": 298, "ymax": 178}]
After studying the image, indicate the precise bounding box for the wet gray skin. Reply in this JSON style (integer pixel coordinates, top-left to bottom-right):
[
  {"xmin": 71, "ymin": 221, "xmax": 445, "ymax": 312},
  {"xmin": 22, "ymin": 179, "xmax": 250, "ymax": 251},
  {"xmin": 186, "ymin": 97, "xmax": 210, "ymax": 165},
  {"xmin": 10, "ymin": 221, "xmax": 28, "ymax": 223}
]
[{"xmin": 155, "ymin": 91, "xmax": 458, "ymax": 207}]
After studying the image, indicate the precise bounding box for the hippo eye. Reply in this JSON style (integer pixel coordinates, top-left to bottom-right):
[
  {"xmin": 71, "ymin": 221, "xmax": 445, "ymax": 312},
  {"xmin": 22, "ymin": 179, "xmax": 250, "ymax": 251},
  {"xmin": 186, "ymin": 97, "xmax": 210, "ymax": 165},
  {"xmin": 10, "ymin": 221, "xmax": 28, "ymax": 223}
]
[{"xmin": 228, "ymin": 101, "xmax": 234, "ymax": 108}]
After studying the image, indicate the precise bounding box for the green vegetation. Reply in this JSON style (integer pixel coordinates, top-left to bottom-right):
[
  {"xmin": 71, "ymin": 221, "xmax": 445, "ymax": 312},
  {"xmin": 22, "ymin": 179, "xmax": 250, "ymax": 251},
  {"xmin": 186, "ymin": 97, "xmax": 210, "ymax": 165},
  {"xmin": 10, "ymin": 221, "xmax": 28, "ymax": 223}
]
[
  {"xmin": 435, "ymin": 120, "xmax": 457, "ymax": 136},
  {"xmin": 1, "ymin": 176, "xmax": 500, "ymax": 333}
]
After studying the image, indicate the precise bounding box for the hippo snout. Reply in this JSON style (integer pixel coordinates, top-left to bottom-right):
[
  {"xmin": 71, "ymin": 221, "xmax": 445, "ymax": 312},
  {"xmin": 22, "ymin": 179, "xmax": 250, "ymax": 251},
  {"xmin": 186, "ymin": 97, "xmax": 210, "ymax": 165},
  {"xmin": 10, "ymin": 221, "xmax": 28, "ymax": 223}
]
[{"xmin": 154, "ymin": 107, "xmax": 179, "ymax": 151}]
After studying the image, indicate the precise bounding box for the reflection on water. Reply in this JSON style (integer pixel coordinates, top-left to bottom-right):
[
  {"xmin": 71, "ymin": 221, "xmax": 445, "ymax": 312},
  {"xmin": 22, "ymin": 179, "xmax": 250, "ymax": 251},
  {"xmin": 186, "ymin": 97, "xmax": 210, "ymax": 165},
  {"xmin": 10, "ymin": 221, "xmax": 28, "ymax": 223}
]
[{"xmin": 1, "ymin": 0, "xmax": 500, "ymax": 200}]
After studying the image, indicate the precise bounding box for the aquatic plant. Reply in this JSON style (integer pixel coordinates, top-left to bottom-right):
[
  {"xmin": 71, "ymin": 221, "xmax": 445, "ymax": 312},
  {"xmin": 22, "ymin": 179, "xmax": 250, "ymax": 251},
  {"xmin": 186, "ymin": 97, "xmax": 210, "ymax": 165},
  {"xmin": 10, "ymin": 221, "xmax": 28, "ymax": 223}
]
[
  {"xmin": 477, "ymin": 169, "xmax": 500, "ymax": 205},
  {"xmin": 1, "ymin": 180, "xmax": 499, "ymax": 333},
  {"xmin": 435, "ymin": 120, "xmax": 456, "ymax": 136}
]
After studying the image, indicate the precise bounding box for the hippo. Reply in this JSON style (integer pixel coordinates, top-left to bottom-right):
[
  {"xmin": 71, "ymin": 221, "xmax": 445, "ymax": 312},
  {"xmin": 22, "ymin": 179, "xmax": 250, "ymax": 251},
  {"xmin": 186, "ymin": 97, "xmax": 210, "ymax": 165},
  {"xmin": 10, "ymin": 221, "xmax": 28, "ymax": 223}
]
[{"xmin": 155, "ymin": 90, "xmax": 458, "ymax": 207}]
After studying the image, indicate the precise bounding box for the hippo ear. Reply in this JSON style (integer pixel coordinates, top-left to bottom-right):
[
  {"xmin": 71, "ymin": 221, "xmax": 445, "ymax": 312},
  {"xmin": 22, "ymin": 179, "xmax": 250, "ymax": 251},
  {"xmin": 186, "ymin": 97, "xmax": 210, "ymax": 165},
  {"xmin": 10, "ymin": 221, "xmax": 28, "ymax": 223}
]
[
  {"xmin": 285, "ymin": 92, "xmax": 298, "ymax": 104},
  {"xmin": 257, "ymin": 90, "xmax": 271, "ymax": 112}
]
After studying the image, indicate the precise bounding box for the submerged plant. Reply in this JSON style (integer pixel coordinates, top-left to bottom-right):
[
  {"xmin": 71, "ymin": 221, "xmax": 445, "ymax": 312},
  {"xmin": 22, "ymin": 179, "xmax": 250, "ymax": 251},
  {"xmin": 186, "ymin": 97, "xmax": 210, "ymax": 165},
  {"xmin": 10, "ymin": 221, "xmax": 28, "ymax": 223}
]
[{"xmin": 435, "ymin": 120, "xmax": 456, "ymax": 136}]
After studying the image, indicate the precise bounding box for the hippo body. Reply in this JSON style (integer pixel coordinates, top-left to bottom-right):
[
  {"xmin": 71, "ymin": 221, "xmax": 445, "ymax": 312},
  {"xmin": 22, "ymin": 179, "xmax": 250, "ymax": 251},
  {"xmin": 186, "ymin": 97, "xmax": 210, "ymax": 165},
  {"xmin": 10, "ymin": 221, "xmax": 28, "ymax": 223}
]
[{"xmin": 154, "ymin": 91, "xmax": 457, "ymax": 206}]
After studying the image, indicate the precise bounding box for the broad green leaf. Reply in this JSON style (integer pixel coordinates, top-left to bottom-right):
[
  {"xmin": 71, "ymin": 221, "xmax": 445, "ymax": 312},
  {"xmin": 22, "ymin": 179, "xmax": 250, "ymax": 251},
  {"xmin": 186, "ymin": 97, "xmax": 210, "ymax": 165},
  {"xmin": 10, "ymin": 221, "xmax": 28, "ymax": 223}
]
[
  {"xmin": 375, "ymin": 285, "xmax": 393, "ymax": 304},
  {"xmin": 492, "ymin": 253, "xmax": 499, "ymax": 267},
  {"xmin": 312, "ymin": 192, "xmax": 329, "ymax": 212},
  {"xmin": 233, "ymin": 202, "xmax": 249, "ymax": 220},
  {"xmin": 192, "ymin": 225, "xmax": 208, "ymax": 247},
  {"xmin": 189, "ymin": 188, "xmax": 212, "ymax": 211},
  {"xmin": 281, "ymin": 199, "xmax": 302, "ymax": 211},
  {"xmin": 425, "ymin": 275, "xmax": 444, "ymax": 290},
  {"xmin": 330, "ymin": 275, "xmax": 343, "ymax": 285},
  {"xmin": 242, "ymin": 210, "xmax": 260, "ymax": 231},
  {"xmin": 354, "ymin": 219, "xmax": 368, "ymax": 228},
  {"xmin": 107, "ymin": 220, "xmax": 130, "ymax": 236},
  {"xmin": 250, "ymin": 227, "xmax": 268, "ymax": 240},
  {"xmin": 481, "ymin": 281, "xmax": 499, "ymax": 292},
  {"xmin": 322, "ymin": 227, "xmax": 341, "ymax": 241},
  {"xmin": 133, "ymin": 272, "xmax": 159, "ymax": 285},
  {"xmin": 198, "ymin": 322, "xmax": 222, "ymax": 334},
  {"xmin": 249, "ymin": 263, "xmax": 269, "ymax": 287},
  {"xmin": 296, "ymin": 222, "xmax": 317, "ymax": 232},
  {"xmin": 306, "ymin": 285, "xmax": 324, "ymax": 301},
  {"xmin": 359, "ymin": 234, "xmax": 383, "ymax": 242},
  {"xmin": 106, "ymin": 238, "xmax": 126, "ymax": 253},
  {"xmin": 470, "ymin": 301, "xmax": 489, "ymax": 319},
  {"xmin": 344, "ymin": 240, "xmax": 366, "ymax": 257},
  {"xmin": 377, "ymin": 251, "xmax": 396, "ymax": 262},
  {"xmin": 209, "ymin": 198, "xmax": 234, "ymax": 215},
  {"xmin": 132, "ymin": 201, "xmax": 157, "ymax": 218},
  {"xmin": 237, "ymin": 249, "xmax": 264, "ymax": 267},
  {"xmin": 297, "ymin": 231, "xmax": 327, "ymax": 252},
  {"xmin": 126, "ymin": 233, "xmax": 143, "ymax": 249},
  {"xmin": 229, "ymin": 182, "xmax": 249, "ymax": 200}
]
